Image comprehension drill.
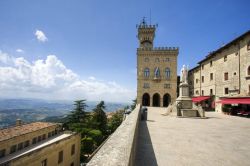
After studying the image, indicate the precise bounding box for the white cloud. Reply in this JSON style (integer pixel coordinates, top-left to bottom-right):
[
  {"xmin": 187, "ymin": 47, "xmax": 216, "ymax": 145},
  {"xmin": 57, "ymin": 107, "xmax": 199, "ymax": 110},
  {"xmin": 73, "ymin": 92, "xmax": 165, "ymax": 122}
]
[
  {"xmin": 0, "ymin": 50, "xmax": 13, "ymax": 64},
  {"xmin": 16, "ymin": 49, "xmax": 24, "ymax": 53},
  {"xmin": 88, "ymin": 76, "xmax": 96, "ymax": 81},
  {"xmin": 0, "ymin": 52, "xmax": 135, "ymax": 102},
  {"xmin": 35, "ymin": 30, "xmax": 48, "ymax": 42}
]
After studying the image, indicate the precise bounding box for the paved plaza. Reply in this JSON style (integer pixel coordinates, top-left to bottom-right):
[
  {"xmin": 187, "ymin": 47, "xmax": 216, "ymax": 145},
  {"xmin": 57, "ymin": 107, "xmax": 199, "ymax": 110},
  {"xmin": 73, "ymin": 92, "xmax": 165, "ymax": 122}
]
[{"xmin": 135, "ymin": 107, "xmax": 250, "ymax": 166}]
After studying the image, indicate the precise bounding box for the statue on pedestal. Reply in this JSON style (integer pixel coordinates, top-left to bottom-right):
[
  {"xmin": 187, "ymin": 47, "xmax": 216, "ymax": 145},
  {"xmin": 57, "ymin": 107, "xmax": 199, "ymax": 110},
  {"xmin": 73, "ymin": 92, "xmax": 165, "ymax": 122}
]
[{"xmin": 180, "ymin": 65, "xmax": 188, "ymax": 83}]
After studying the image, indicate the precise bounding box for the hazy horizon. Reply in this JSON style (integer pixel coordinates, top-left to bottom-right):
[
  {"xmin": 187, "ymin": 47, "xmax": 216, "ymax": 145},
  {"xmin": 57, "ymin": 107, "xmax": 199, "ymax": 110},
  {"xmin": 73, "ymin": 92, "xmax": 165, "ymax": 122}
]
[{"xmin": 0, "ymin": 0, "xmax": 249, "ymax": 102}]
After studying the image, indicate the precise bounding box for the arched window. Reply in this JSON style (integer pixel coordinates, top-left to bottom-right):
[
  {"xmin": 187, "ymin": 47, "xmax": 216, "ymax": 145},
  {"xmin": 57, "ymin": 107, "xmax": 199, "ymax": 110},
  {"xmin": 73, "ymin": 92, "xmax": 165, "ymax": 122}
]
[
  {"xmin": 154, "ymin": 67, "xmax": 160, "ymax": 78},
  {"xmin": 144, "ymin": 68, "xmax": 150, "ymax": 77},
  {"xmin": 248, "ymin": 66, "xmax": 250, "ymax": 76},
  {"xmin": 165, "ymin": 68, "xmax": 170, "ymax": 79}
]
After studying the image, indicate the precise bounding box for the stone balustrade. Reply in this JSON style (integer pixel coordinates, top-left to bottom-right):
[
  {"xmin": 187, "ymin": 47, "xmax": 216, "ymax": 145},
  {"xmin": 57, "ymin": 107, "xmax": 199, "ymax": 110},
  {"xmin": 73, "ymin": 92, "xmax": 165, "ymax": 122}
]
[{"xmin": 87, "ymin": 104, "xmax": 141, "ymax": 166}]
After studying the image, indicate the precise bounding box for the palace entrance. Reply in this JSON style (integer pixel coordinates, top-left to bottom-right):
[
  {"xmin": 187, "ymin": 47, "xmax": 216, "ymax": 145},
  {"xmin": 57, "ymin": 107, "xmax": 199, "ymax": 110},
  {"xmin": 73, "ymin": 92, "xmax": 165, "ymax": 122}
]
[
  {"xmin": 153, "ymin": 93, "xmax": 160, "ymax": 107},
  {"xmin": 163, "ymin": 93, "xmax": 171, "ymax": 107},
  {"xmin": 142, "ymin": 93, "xmax": 150, "ymax": 106}
]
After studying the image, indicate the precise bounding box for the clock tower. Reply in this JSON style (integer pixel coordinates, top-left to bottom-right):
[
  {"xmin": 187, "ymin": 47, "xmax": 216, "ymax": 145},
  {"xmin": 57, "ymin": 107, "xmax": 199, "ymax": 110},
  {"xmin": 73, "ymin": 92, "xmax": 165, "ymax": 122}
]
[{"xmin": 137, "ymin": 18, "xmax": 156, "ymax": 48}]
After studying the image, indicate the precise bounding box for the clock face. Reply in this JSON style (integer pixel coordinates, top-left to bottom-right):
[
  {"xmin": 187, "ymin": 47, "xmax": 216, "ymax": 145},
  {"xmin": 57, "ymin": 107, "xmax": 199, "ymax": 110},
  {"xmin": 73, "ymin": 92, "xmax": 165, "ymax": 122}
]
[{"xmin": 143, "ymin": 41, "xmax": 151, "ymax": 47}]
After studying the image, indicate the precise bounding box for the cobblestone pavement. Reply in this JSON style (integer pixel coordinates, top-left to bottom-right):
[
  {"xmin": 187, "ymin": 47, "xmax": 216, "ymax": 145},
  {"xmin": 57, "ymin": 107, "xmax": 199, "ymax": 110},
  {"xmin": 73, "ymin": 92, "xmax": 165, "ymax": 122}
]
[{"xmin": 135, "ymin": 107, "xmax": 250, "ymax": 166}]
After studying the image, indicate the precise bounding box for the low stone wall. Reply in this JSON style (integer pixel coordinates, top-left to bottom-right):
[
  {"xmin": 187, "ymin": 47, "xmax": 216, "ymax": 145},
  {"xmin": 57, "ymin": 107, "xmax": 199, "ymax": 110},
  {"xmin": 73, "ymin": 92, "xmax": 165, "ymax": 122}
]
[{"xmin": 87, "ymin": 104, "xmax": 141, "ymax": 166}]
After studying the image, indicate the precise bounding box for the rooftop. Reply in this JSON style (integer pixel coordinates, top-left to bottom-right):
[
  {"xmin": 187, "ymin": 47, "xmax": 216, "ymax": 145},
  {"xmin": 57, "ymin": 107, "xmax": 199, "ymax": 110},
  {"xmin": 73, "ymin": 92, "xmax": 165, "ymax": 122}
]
[
  {"xmin": 0, "ymin": 132, "xmax": 74, "ymax": 164},
  {"xmin": 197, "ymin": 30, "xmax": 250, "ymax": 64},
  {"xmin": 0, "ymin": 122, "xmax": 58, "ymax": 142}
]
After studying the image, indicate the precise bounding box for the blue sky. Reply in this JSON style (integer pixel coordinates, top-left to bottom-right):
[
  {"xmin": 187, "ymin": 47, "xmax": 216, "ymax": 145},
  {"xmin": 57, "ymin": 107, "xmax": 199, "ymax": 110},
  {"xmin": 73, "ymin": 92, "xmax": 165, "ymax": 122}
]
[{"xmin": 0, "ymin": 0, "xmax": 249, "ymax": 102}]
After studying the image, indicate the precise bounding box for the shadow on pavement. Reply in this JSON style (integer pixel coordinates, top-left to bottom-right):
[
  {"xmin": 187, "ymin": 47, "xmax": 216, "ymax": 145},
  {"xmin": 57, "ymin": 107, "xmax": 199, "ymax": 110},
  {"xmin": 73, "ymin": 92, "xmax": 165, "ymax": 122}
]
[{"xmin": 135, "ymin": 120, "xmax": 158, "ymax": 166}]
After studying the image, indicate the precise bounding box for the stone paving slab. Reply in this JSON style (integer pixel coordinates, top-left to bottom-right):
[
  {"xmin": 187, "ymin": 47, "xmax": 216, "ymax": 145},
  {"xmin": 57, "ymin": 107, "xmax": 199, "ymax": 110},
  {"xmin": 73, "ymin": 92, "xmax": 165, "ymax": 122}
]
[{"xmin": 135, "ymin": 107, "xmax": 250, "ymax": 166}]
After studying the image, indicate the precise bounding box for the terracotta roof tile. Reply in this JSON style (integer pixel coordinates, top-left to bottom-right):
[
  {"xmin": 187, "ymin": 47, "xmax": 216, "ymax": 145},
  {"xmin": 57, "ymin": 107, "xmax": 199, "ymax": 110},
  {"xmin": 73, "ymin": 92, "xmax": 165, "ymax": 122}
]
[{"xmin": 0, "ymin": 122, "xmax": 57, "ymax": 142}]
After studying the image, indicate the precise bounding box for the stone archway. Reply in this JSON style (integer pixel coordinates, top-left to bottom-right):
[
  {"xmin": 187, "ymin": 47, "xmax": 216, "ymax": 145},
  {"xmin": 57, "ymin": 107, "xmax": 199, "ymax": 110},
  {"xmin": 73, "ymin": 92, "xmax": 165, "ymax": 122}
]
[
  {"xmin": 153, "ymin": 93, "xmax": 160, "ymax": 107},
  {"xmin": 142, "ymin": 93, "xmax": 150, "ymax": 106},
  {"xmin": 163, "ymin": 93, "xmax": 171, "ymax": 107}
]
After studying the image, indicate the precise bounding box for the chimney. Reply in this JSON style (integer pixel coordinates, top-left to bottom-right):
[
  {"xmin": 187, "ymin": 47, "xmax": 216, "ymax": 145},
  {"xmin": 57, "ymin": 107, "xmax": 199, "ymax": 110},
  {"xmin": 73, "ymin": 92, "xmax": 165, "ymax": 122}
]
[{"xmin": 16, "ymin": 119, "xmax": 22, "ymax": 126}]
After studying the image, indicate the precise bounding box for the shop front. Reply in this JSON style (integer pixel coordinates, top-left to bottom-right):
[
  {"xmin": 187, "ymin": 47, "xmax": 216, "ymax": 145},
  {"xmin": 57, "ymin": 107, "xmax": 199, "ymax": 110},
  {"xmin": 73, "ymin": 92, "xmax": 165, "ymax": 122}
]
[{"xmin": 216, "ymin": 97, "xmax": 250, "ymax": 117}]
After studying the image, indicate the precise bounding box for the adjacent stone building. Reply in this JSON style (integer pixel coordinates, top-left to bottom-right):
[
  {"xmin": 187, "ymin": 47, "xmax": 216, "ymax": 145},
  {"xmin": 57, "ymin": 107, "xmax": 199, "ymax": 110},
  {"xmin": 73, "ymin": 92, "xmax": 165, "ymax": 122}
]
[
  {"xmin": 0, "ymin": 120, "xmax": 81, "ymax": 166},
  {"xmin": 188, "ymin": 30, "xmax": 250, "ymax": 112},
  {"xmin": 137, "ymin": 19, "xmax": 178, "ymax": 107}
]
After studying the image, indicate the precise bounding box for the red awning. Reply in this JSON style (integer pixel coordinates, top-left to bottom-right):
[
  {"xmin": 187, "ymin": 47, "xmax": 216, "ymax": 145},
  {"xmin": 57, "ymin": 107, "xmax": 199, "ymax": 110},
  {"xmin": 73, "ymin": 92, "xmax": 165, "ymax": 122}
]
[
  {"xmin": 192, "ymin": 96, "xmax": 210, "ymax": 103},
  {"xmin": 217, "ymin": 98, "xmax": 250, "ymax": 104}
]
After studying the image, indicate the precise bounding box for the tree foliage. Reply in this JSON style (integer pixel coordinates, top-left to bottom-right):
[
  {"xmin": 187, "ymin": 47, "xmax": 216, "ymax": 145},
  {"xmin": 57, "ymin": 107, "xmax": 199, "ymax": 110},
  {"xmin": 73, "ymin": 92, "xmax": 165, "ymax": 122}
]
[
  {"xmin": 107, "ymin": 110, "xmax": 124, "ymax": 133},
  {"xmin": 68, "ymin": 100, "xmax": 87, "ymax": 123},
  {"xmin": 130, "ymin": 98, "xmax": 137, "ymax": 110},
  {"xmin": 92, "ymin": 101, "xmax": 107, "ymax": 135},
  {"xmin": 64, "ymin": 100, "xmax": 125, "ymax": 163}
]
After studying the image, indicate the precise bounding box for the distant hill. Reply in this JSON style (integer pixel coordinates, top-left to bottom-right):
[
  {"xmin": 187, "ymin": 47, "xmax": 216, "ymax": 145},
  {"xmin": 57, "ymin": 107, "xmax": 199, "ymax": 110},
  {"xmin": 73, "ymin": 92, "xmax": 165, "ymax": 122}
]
[{"xmin": 0, "ymin": 99, "xmax": 128, "ymax": 128}]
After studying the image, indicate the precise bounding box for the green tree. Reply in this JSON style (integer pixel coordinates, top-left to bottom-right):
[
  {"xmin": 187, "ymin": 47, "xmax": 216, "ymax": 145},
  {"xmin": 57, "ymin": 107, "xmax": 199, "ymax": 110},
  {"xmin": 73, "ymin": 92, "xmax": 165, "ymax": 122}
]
[
  {"xmin": 88, "ymin": 129, "xmax": 103, "ymax": 146},
  {"xmin": 92, "ymin": 101, "xmax": 107, "ymax": 135},
  {"xmin": 68, "ymin": 100, "xmax": 87, "ymax": 123},
  {"xmin": 108, "ymin": 110, "xmax": 124, "ymax": 133},
  {"xmin": 81, "ymin": 137, "xmax": 94, "ymax": 157},
  {"xmin": 130, "ymin": 98, "xmax": 137, "ymax": 110}
]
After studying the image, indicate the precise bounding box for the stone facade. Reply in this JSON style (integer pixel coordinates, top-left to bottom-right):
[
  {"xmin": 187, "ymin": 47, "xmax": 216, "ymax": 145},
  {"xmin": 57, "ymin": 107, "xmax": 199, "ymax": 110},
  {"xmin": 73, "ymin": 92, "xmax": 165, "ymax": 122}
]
[
  {"xmin": 137, "ymin": 20, "xmax": 178, "ymax": 107},
  {"xmin": 0, "ymin": 121, "xmax": 80, "ymax": 166},
  {"xmin": 188, "ymin": 30, "xmax": 250, "ymax": 112}
]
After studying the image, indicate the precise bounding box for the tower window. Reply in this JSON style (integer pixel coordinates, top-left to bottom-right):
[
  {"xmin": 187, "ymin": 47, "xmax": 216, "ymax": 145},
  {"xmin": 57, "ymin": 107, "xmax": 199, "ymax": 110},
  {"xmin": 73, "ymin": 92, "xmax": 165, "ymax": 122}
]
[
  {"xmin": 196, "ymin": 79, "xmax": 198, "ymax": 84},
  {"xmin": 247, "ymin": 66, "xmax": 250, "ymax": 76},
  {"xmin": 165, "ymin": 68, "xmax": 171, "ymax": 79},
  {"xmin": 195, "ymin": 90, "xmax": 199, "ymax": 95},
  {"xmin": 210, "ymin": 73, "xmax": 213, "ymax": 81},
  {"xmin": 144, "ymin": 58, "xmax": 149, "ymax": 62},
  {"xmin": 224, "ymin": 55, "xmax": 227, "ymax": 62},
  {"xmin": 201, "ymin": 90, "xmax": 204, "ymax": 96},
  {"xmin": 155, "ymin": 58, "xmax": 160, "ymax": 62},
  {"xmin": 164, "ymin": 84, "xmax": 171, "ymax": 89},
  {"xmin": 225, "ymin": 87, "xmax": 229, "ymax": 95},
  {"xmin": 202, "ymin": 76, "xmax": 204, "ymax": 83},
  {"xmin": 71, "ymin": 144, "xmax": 75, "ymax": 155},
  {"xmin": 224, "ymin": 72, "xmax": 228, "ymax": 81},
  {"xmin": 154, "ymin": 67, "xmax": 160, "ymax": 78},
  {"xmin": 210, "ymin": 89, "xmax": 213, "ymax": 95},
  {"xmin": 144, "ymin": 68, "xmax": 150, "ymax": 77},
  {"xmin": 41, "ymin": 159, "xmax": 47, "ymax": 166},
  {"xmin": 58, "ymin": 151, "xmax": 63, "ymax": 164},
  {"xmin": 210, "ymin": 61, "xmax": 213, "ymax": 67},
  {"xmin": 143, "ymin": 83, "xmax": 150, "ymax": 89},
  {"xmin": 201, "ymin": 65, "xmax": 204, "ymax": 70}
]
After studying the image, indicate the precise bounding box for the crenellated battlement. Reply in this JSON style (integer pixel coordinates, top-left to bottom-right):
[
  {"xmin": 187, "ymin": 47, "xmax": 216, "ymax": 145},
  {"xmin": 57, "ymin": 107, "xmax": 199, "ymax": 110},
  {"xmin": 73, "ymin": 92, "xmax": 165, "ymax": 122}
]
[
  {"xmin": 137, "ymin": 46, "xmax": 179, "ymax": 51},
  {"xmin": 137, "ymin": 24, "xmax": 157, "ymax": 29}
]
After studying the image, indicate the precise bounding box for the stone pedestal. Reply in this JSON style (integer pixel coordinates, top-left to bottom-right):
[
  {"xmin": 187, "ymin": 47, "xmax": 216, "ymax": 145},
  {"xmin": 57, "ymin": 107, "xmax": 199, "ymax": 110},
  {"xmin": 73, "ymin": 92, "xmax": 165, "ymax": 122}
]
[
  {"xmin": 176, "ymin": 82, "xmax": 201, "ymax": 117},
  {"xmin": 176, "ymin": 83, "xmax": 192, "ymax": 109},
  {"xmin": 181, "ymin": 109, "xmax": 198, "ymax": 117}
]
